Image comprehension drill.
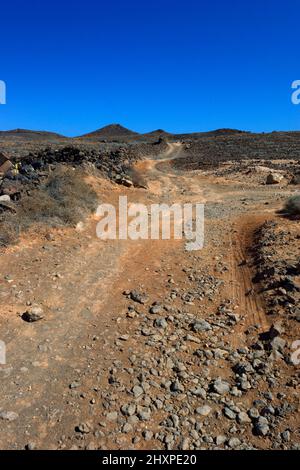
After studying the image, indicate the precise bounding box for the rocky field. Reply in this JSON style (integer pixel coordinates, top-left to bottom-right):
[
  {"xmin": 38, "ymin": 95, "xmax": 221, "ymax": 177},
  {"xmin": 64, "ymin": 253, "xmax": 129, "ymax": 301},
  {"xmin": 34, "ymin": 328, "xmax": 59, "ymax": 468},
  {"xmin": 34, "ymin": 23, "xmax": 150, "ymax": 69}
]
[{"xmin": 0, "ymin": 128, "xmax": 299, "ymax": 450}]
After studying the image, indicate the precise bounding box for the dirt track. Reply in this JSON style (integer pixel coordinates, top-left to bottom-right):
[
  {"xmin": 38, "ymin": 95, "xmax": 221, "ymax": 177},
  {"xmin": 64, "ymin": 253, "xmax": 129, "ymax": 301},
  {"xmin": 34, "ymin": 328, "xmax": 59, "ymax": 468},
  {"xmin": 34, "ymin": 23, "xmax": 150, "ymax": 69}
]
[{"xmin": 0, "ymin": 144, "xmax": 298, "ymax": 450}]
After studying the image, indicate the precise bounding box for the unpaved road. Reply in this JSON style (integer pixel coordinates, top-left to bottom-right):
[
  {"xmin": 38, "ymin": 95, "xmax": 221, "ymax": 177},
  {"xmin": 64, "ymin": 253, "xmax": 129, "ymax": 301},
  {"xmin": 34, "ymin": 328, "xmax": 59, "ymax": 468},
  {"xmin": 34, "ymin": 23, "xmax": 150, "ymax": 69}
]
[{"xmin": 0, "ymin": 144, "xmax": 298, "ymax": 450}]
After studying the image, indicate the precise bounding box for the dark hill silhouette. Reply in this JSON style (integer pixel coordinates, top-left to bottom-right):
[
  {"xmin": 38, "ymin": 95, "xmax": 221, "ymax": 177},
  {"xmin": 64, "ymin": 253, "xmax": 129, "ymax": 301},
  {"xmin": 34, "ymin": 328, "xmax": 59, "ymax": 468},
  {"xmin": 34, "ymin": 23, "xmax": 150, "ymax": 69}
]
[
  {"xmin": 78, "ymin": 124, "xmax": 139, "ymax": 140},
  {"xmin": 0, "ymin": 128, "xmax": 66, "ymax": 140}
]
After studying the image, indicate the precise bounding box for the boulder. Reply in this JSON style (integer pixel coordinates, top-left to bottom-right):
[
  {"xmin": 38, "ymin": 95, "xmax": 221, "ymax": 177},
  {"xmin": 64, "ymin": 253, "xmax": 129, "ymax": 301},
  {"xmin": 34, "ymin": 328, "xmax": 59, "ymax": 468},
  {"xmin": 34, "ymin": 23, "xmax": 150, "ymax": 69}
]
[
  {"xmin": 266, "ymin": 173, "xmax": 284, "ymax": 184},
  {"xmin": 0, "ymin": 195, "xmax": 11, "ymax": 203},
  {"xmin": 0, "ymin": 152, "xmax": 13, "ymax": 175},
  {"xmin": 21, "ymin": 306, "xmax": 44, "ymax": 323}
]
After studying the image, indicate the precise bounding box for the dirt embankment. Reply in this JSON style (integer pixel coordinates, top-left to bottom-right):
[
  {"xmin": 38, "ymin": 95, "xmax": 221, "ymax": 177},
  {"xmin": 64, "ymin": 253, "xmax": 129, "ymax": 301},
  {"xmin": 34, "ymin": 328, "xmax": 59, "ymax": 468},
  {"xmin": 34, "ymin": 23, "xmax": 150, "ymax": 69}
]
[{"xmin": 0, "ymin": 141, "xmax": 169, "ymax": 246}]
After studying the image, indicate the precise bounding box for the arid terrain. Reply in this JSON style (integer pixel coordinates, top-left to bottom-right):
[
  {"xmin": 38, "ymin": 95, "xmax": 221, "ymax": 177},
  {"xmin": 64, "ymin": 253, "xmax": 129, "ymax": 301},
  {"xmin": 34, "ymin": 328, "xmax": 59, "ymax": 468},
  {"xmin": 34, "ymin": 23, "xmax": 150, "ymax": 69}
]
[{"xmin": 0, "ymin": 125, "xmax": 299, "ymax": 450}]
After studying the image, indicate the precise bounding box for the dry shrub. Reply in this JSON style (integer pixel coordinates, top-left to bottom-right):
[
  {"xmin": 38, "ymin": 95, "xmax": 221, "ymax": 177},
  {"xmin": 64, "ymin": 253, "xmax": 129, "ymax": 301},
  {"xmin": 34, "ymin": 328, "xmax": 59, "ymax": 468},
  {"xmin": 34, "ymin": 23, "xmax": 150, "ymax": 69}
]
[
  {"xmin": 0, "ymin": 166, "xmax": 98, "ymax": 246},
  {"xmin": 283, "ymin": 195, "xmax": 300, "ymax": 217},
  {"xmin": 127, "ymin": 167, "xmax": 147, "ymax": 189},
  {"xmin": 0, "ymin": 214, "xmax": 20, "ymax": 246}
]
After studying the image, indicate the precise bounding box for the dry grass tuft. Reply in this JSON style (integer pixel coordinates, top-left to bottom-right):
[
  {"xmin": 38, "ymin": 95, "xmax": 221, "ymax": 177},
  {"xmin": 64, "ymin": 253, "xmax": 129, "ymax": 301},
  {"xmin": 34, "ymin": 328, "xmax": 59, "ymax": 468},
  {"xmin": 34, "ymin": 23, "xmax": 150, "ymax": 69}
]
[{"xmin": 0, "ymin": 166, "xmax": 98, "ymax": 246}]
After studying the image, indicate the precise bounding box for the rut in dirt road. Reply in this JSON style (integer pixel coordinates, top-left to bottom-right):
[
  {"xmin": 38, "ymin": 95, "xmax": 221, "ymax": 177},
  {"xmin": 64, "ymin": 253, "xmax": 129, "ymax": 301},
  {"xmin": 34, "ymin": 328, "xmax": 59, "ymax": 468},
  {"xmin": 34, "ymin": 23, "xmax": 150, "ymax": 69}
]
[{"xmin": 228, "ymin": 223, "xmax": 269, "ymax": 331}]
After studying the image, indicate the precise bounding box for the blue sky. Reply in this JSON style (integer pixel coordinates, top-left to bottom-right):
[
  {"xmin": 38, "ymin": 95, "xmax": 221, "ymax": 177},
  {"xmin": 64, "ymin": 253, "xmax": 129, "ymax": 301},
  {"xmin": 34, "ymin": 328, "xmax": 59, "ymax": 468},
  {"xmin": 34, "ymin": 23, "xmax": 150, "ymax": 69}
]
[{"xmin": 0, "ymin": 0, "xmax": 299, "ymax": 135}]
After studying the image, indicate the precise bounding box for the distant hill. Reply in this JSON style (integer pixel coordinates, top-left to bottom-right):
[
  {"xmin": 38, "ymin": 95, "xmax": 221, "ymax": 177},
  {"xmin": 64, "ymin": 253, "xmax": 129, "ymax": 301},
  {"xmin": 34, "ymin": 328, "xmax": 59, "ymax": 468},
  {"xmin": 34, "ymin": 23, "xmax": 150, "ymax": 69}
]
[
  {"xmin": 78, "ymin": 124, "xmax": 140, "ymax": 141},
  {"xmin": 204, "ymin": 128, "xmax": 248, "ymax": 136},
  {"xmin": 143, "ymin": 129, "xmax": 172, "ymax": 137},
  {"xmin": 0, "ymin": 125, "xmax": 283, "ymax": 146},
  {"xmin": 0, "ymin": 128, "xmax": 67, "ymax": 141},
  {"xmin": 174, "ymin": 128, "xmax": 248, "ymax": 140}
]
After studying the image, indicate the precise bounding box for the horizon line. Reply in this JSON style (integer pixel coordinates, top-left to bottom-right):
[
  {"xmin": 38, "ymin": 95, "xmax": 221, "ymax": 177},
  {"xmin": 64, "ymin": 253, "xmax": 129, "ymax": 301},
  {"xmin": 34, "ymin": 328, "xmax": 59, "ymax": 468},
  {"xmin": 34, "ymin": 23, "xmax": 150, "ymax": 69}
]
[{"xmin": 0, "ymin": 124, "xmax": 299, "ymax": 139}]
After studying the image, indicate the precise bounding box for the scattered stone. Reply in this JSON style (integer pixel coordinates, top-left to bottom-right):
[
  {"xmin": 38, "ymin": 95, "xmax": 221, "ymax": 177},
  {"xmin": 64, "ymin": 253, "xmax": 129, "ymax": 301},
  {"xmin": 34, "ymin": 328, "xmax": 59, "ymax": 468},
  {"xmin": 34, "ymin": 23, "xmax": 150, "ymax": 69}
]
[
  {"xmin": 149, "ymin": 304, "xmax": 163, "ymax": 314},
  {"xmin": 170, "ymin": 380, "xmax": 185, "ymax": 393},
  {"xmin": 119, "ymin": 334, "xmax": 129, "ymax": 341},
  {"xmin": 268, "ymin": 322, "xmax": 285, "ymax": 339},
  {"xmin": 121, "ymin": 423, "xmax": 132, "ymax": 433},
  {"xmin": 196, "ymin": 405, "xmax": 212, "ymax": 417},
  {"xmin": 118, "ymin": 177, "xmax": 133, "ymax": 188},
  {"xmin": 224, "ymin": 407, "xmax": 236, "ymax": 420},
  {"xmin": 216, "ymin": 435, "xmax": 227, "ymax": 446},
  {"xmin": 254, "ymin": 416, "xmax": 270, "ymax": 436},
  {"xmin": 21, "ymin": 306, "xmax": 44, "ymax": 323},
  {"xmin": 237, "ymin": 411, "xmax": 251, "ymax": 424},
  {"xmin": 76, "ymin": 423, "xmax": 91, "ymax": 434},
  {"xmin": 270, "ymin": 336, "xmax": 286, "ymax": 353},
  {"xmin": 154, "ymin": 317, "xmax": 168, "ymax": 329},
  {"xmin": 132, "ymin": 385, "xmax": 144, "ymax": 398},
  {"xmin": 178, "ymin": 437, "xmax": 190, "ymax": 450},
  {"xmin": 228, "ymin": 437, "xmax": 241, "ymax": 448},
  {"xmin": 185, "ymin": 334, "xmax": 201, "ymax": 344},
  {"xmin": 0, "ymin": 411, "xmax": 19, "ymax": 421},
  {"xmin": 191, "ymin": 387, "xmax": 207, "ymax": 399},
  {"xmin": 121, "ymin": 403, "xmax": 136, "ymax": 416},
  {"xmin": 69, "ymin": 381, "xmax": 81, "ymax": 389},
  {"xmin": 143, "ymin": 430, "xmax": 153, "ymax": 441},
  {"xmin": 106, "ymin": 411, "xmax": 118, "ymax": 421},
  {"xmin": 281, "ymin": 430, "xmax": 291, "ymax": 442},
  {"xmin": 25, "ymin": 442, "xmax": 36, "ymax": 450},
  {"xmin": 137, "ymin": 407, "xmax": 151, "ymax": 421},
  {"xmin": 129, "ymin": 290, "xmax": 149, "ymax": 305},
  {"xmin": 248, "ymin": 408, "xmax": 260, "ymax": 420},
  {"xmin": 192, "ymin": 319, "xmax": 212, "ymax": 332},
  {"xmin": 0, "ymin": 195, "xmax": 11, "ymax": 203},
  {"xmin": 212, "ymin": 378, "xmax": 230, "ymax": 395}
]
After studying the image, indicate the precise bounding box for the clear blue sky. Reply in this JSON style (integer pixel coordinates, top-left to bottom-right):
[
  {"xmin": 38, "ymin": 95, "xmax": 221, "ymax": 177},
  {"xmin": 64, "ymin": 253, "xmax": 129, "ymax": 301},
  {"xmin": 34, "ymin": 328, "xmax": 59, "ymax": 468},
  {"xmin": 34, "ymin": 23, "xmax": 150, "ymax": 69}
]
[{"xmin": 0, "ymin": 0, "xmax": 299, "ymax": 136}]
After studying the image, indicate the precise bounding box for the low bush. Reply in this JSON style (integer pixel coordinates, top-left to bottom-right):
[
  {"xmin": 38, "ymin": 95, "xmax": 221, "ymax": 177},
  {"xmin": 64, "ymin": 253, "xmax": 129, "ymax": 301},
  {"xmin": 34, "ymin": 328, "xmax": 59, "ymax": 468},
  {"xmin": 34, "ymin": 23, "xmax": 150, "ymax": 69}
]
[
  {"xmin": 0, "ymin": 166, "xmax": 98, "ymax": 246},
  {"xmin": 283, "ymin": 194, "xmax": 300, "ymax": 217}
]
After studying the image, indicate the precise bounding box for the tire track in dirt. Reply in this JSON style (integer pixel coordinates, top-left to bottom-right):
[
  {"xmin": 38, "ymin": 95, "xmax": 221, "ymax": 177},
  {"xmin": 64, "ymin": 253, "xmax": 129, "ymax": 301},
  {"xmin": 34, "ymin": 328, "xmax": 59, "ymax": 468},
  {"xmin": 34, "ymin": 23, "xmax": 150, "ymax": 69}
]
[
  {"xmin": 227, "ymin": 217, "xmax": 269, "ymax": 344},
  {"xmin": 136, "ymin": 144, "xmax": 270, "ymax": 338}
]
